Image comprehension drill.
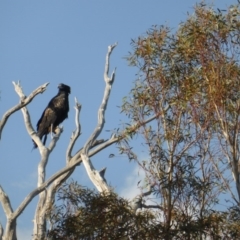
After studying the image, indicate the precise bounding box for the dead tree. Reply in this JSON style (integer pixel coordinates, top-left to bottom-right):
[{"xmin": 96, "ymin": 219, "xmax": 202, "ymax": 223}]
[{"xmin": 0, "ymin": 44, "xmax": 156, "ymax": 240}]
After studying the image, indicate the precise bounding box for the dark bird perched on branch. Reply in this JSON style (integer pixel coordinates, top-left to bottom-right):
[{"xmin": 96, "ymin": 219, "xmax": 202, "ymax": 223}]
[{"xmin": 33, "ymin": 83, "xmax": 71, "ymax": 148}]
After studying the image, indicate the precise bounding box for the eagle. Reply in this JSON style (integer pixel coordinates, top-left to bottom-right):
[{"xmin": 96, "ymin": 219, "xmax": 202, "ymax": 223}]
[{"xmin": 33, "ymin": 83, "xmax": 71, "ymax": 148}]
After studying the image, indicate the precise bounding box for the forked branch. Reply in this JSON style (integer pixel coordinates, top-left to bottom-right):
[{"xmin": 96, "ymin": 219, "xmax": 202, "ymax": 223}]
[
  {"xmin": 81, "ymin": 43, "xmax": 117, "ymax": 193},
  {"xmin": 0, "ymin": 82, "xmax": 49, "ymax": 140}
]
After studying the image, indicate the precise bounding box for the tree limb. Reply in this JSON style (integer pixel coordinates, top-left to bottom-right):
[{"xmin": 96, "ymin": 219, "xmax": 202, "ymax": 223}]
[
  {"xmin": 81, "ymin": 43, "xmax": 117, "ymax": 193},
  {"xmin": 0, "ymin": 82, "xmax": 49, "ymax": 140},
  {"xmin": 43, "ymin": 99, "xmax": 82, "ymax": 226},
  {"xmin": 0, "ymin": 222, "xmax": 3, "ymax": 239},
  {"xmin": 10, "ymin": 113, "xmax": 158, "ymax": 221},
  {"xmin": 131, "ymin": 183, "xmax": 155, "ymax": 213},
  {"xmin": 66, "ymin": 97, "xmax": 81, "ymax": 162},
  {"xmin": 141, "ymin": 204, "xmax": 163, "ymax": 210},
  {"xmin": 0, "ymin": 185, "xmax": 13, "ymax": 218},
  {"xmin": 0, "ymin": 185, "xmax": 17, "ymax": 240},
  {"xmin": 83, "ymin": 43, "xmax": 117, "ymax": 153},
  {"xmin": 13, "ymin": 82, "xmax": 64, "ymax": 239}
]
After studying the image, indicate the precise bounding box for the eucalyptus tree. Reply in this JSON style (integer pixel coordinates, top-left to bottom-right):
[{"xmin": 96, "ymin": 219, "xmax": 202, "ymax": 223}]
[{"xmin": 120, "ymin": 3, "xmax": 240, "ymax": 239}]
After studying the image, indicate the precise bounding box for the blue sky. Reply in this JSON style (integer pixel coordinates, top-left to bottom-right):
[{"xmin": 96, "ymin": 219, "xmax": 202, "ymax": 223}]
[{"xmin": 0, "ymin": 0, "xmax": 237, "ymax": 238}]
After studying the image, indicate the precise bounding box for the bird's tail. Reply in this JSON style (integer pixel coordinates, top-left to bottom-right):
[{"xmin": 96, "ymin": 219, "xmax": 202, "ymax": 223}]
[
  {"xmin": 32, "ymin": 132, "xmax": 47, "ymax": 149},
  {"xmin": 32, "ymin": 132, "xmax": 41, "ymax": 149},
  {"xmin": 32, "ymin": 140, "xmax": 38, "ymax": 149}
]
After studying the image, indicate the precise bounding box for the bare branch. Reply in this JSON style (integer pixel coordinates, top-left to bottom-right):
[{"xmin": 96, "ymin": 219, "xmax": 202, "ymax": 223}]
[
  {"xmin": 11, "ymin": 113, "xmax": 158, "ymax": 221},
  {"xmin": 0, "ymin": 223, "xmax": 3, "ymax": 239},
  {"xmin": 0, "ymin": 185, "xmax": 13, "ymax": 218},
  {"xmin": 48, "ymin": 127, "xmax": 63, "ymax": 153},
  {"xmin": 0, "ymin": 82, "xmax": 49, "ymax": 140},
  {"xmin": 81, "ymin": 153, "xmax": 110, "ymax": 193},
  {"xmin": 131, "ymin": 183, "xmax": 155, "ymax": 213},
  {"xmin": 19, "ymin": 94, "xmax": 63, "ymax": 154},
  {"xmin": 84, "ymin": 43, "xmax": 117, "ymax": 153},
  {"xmin": 1, "ymin": 82, "xmax": 50, "ymax": 239},
  {"xmin": 13, "ymin": 82, "xmax": 63, "ymax": 239},
  {"xmin": 0, "ymin": 186, "xmax": 17, "ymax": 240},
  {"xmin": 99, "ymin": 167, "xmax": 107, "ymax": 179},
  {"xmin": 27, "ymin": 114, "xmax": 157, "ymax": 209},
  {"xmin": 66, "ymin": 97, "xmax": 81, "ymax": 162},
  {"xmin": 141, "ymin": 204, "xmax": 163, "ymax": 210},
  {"xmin": 104, "ymin": 43, "xmax": 117, "ymax": 83},
  {"xmin": 81, "ymin": 43, "xmax": 117, "ymax": 193},
  {"xmin": 20, "ymin": 105, "xmax": 45, "ymax": 152},
  {"xmin": 43, "ymin": 100, "xmax": 82, "ymax": 225}
]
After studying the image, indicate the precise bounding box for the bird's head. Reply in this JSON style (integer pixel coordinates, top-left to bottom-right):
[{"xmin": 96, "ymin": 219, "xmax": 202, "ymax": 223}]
[{"xmin": 58, "ymin": 83, "xmax": 71, "ymax": 94}]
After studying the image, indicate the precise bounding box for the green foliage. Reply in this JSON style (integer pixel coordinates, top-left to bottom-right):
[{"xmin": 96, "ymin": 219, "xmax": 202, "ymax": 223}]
[
  {"xmin": 48, "ymin": 181, "xmax": 240, "ymax": 239},
  {"xmin": 120, "ymin": 2, "xmax": 240, "ymax": 239},
  {"xmin": 47, "ymin": 181, "xmax": 162, "ymax": 240},
  {"xmin": 124, "ymin": 4, "xmax": 240, "ymax": 126}
]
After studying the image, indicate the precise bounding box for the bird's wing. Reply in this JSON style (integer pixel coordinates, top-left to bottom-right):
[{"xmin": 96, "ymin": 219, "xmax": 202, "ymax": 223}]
[{"xmin": 37, "ymin": 107, "xmax": 57, "ymax": 137}]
